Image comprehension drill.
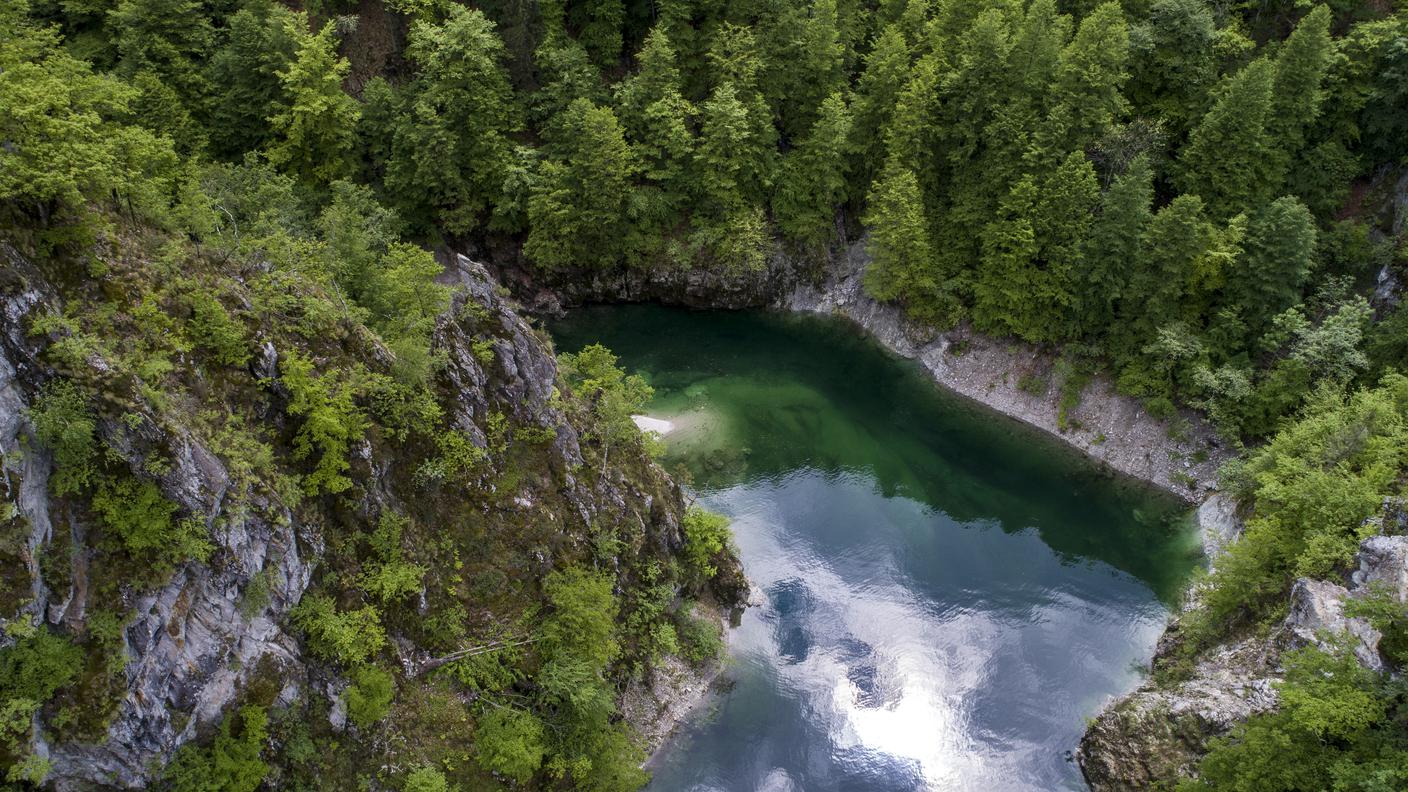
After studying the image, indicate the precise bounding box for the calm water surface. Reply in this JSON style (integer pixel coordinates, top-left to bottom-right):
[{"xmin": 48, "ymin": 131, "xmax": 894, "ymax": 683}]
[{"xmin": 550, "ymin": 306, "xmax": 1201, "ymax": 792}]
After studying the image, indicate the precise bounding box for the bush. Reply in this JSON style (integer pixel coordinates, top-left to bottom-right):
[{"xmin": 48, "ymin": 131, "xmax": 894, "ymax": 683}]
[
  {"xmin": 344, "ymin": 665, "xmax": 394, "ymax": 729},
  {"xmin": 27, "ymin": 380, "xmax": 98, "ymax": 496},
  {"xmin": 682, "ymin": 506, "xmax": 731, "ymax": 583},
  {"xmin": 474, "ymin": 707, "xmax": 545, "ymax": 783},
  {"xmin": 1199, "ymin": 375, "xmax": 1408, "ymax": 633},
  {"xmin": 290, "ymin": 594, "xmax": 386, "ymax": 666},
  {"xmin": 163, "ymin": 705, "xmax": 269, "ymax": 792},
  {"xmin": 676, "ymin": 605, "xmax": 724, "ymax": 665},
  {"xmin": 91, "ymin": 477, "xmax": 212, "ymax": 574},
  {"xmin": 0, "ymin": 626, "xmax": 83, "ymax": 752},
  {"xmin": 403, "ymin": 765, "xmax": 449, "ymax": 792},
  {"xmin": 279, "ymin": 351, "xmax": 365, "ymax": 496}
]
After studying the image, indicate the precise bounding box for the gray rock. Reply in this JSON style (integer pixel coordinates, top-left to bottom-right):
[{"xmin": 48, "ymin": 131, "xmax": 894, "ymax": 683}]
[{"xmin": 1283, "ymin": 577, "xmax": 1383, "ymax": 673}]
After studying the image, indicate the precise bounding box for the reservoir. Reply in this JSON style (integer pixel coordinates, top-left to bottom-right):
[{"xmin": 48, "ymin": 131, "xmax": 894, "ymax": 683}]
[{"xmin": 551, "ymin": 306, "xmax": 1201, "ymax": 792}]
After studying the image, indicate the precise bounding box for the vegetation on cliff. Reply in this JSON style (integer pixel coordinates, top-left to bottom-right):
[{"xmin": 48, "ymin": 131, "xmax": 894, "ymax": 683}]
[{"xmin": 2, "ymin": 0, "xmax": 1408, "ymax": 787}]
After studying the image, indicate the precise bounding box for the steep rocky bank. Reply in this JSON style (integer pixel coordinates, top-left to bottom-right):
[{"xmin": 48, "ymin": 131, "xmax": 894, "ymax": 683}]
[
  {"xmin": 1077, "ymin": 514, "xmax": 1408, "ymax": 790},
  {"xmin": 504, "ymin": 240, "xmax": 1230, "ymax": 501},
  {"xmin": 782, "ymin": 240, "xmax": 1230, "ymax": 501},
  {"xmin": 0, "ymin": 243, "xmax": 744, "ymax": 788}
]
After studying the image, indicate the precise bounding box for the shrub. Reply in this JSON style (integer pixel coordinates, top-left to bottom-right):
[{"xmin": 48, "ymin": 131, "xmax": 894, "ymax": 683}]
[
  {"xmin": 0, "ymin": 626, "xmax": 83, "ymax": 752},
  {"xmin": 279, "ymin": 351, "xmax": 365, "ymax": 496},
  {"xmin": 676, "ymin": 605, "xmax": 724, "ymax": 665},
  {"xmin": 290, "ymin": 594, "xmax": 386, "ymax": 666},
  {"xmin": 187, "ymin": 291, "xmax": 250, "ymax": 367},
  {"xmin": 27, "ymin": 380, "xmax": 98, "ymax": 496},
  {"xmin": 682, "ymin": 506, "xmax": 731, "ymax": 582},
  {"xmin": 163, "ymin": 705, "xmax": 269, "ymax": 792},
  {"xmin": 91, "ymin": 477, "xmax": 212, "ymax": 573},
  {"xmin": 474, "ymin": 707, "xmax": 545, "ymax": 783},
  {"xmin": 345, "ymin": 665, "xmax": 394, "ymax": 729},
  {"xmin": 403, "ymin": 765, "xmax": 449, "ymax": 792}
]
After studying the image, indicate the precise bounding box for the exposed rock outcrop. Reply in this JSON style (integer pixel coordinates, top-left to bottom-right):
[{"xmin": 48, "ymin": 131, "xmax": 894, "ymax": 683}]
[
  {"xmin": 784, "ymin": 240, "xmax": 1229, "ymax": 500},
  {"xmin": 1078, "ymin": 532, "xmax": 1408, "ymax": 791},
  {"xmin": 1, "ymin": 245, "xmax": 742, "ymax": 788}
]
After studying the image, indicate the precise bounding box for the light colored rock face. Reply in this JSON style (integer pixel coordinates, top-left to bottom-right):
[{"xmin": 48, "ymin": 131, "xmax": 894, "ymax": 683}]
[
  {"xmin": 785, "ymin": 240, "xmax": 1229, "ymax": 501},
  {"xmin": 1077, "ymin": 636, "xmax": 1279, "ymax": 791},
  {"xmin": 1197, "ymin": 493, "xmax": 1242, "ymax": 562},
  {"xmin": 1284, "ymin": 578, "xmax": 1384, "ymax": 673},
  {"xmin": 1079, "ymin": 529, "xmax": 1408, "ymax": 791}
]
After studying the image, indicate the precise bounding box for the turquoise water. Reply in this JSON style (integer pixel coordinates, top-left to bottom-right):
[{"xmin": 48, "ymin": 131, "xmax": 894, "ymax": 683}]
[{"xmin": 551, "ymin": 306, "xmax": 1201, "ymax": 792}]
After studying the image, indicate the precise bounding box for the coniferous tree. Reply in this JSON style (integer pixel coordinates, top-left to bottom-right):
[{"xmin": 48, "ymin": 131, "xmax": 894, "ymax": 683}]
[
  {"xmin": 974, "ymin": 177, "xmax": 1041, "ymax": 339},
  {"xmin": 774, "ymin": 92, "xmax": 852, "ymax": 247},
  {"xmin": 1124, "ymin": 0, "xmax": 1216, "ymax": 135},
  {"xmin": 1076, "ymin": 155, "xmax": 1154, "ymax": 341},
  {"xmin": 1121, "ymin": 194, "xmax": 1211, "ymax": 352},
  {"xmin": 705, "ymin": 25, "xmax": 778, "ymax": 202},
  {"xmin": 1225, "ymin": 196, "xmax": 1317, "ymax": 339},
  {"xmin": 573, "ymin": 0, "xmax": 625, "ymax": 68},
  {"xmin": 848, "ymin": 24, "xmax": 910, "ymax": 202},
  {"xmin": 1178, "ymin": 58, "xmax": 1276, "ymax": 220},
  {"xmin": 862, "ymin": 161, "xmax": 946, "ymax": 321},
  {"xmin": 1266, "ymin": 5, "xmax": 1332, "ymax": 191},
  {"xmin": 204, "ymin": 0, "xmax": 300, "ymax": 158},
  {"xmin": 108, "ymin": 0, "xmax": 213, "ymax": 108},
  {"xmin": 267, "ymin": 23, "xmax": 359, "ymax": 184},
  {"xmin": 525, "ymin": 99, "xmax": 636, "ymax": 271},
  {"xmin": 1030, "ymin": 151, "xmax": 1099, "ymax": 340},
  {"xmin": 1052, "ymin": 2, "xmax": 1129, "ymax": 149},
  {"xmin": 760, "ymin": 0, "xmax": 846, "ymax": 141},
  {"xmin": 385, "ymin": 6, "xmax": 518, "ymax": 234}
]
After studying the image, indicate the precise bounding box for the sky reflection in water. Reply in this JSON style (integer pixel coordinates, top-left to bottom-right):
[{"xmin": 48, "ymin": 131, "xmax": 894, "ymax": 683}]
[{"xmin": 549, "ymin": 306, "xmax": 1199, "ymax": 792}]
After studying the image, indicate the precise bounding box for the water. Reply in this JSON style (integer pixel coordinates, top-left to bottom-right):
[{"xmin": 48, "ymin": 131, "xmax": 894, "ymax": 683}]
[{"xmin": 549, "ymin": 306, "xmax": 1201, "ymax": 792}]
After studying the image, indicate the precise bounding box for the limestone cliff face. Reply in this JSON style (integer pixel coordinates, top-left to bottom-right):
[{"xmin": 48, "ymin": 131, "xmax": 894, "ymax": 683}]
[
  {"xmin": 0, "ymin": 247, "xmax": 739, "ymax": 789},
  {"xmin": 1076, "ymin": 502, "xmax": 1408, "ymax": 791}
]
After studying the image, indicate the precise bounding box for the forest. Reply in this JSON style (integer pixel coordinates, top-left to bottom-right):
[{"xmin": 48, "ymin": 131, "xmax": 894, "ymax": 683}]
[{"xmin": 2, "ymin": 0, "xmax": 1408, "ymax": 787}]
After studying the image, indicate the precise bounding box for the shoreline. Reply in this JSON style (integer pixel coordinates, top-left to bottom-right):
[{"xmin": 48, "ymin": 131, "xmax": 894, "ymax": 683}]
[{"xmin": 779, "ymin": 240, "xmax": 1231, "ymax": 504}]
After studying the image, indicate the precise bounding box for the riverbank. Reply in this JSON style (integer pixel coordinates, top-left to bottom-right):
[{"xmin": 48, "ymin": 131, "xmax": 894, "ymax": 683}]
[
  {"xmin": 500, "ymin": 241, "xmax": 1229, "ymax": 502},
  {"xmin": 780, "ymin": 240, "xmax": 1230, "ymax": 503}
]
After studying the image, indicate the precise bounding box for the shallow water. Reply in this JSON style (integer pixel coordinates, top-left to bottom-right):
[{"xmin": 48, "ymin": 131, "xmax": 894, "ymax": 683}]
[{"xmin": 550, "ymin": 306, "xmax": 1201, "ymax": 792}]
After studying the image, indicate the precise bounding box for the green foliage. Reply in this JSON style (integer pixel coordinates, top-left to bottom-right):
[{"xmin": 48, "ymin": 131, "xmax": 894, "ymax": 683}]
[
  {"xmin": 0, "ymin": 4, "xmax": 179, "ymax": 217},
  {"xmin": 675, "ymin": 603, "xmax": 723, "ymax": 665},
  {"xmin": 681, "ymin": 506, "xmax": 731, "ymax": 583},
  {"xmin": 774, "ymin": 92, "xmax": 852, "ymax": 247},
  {"xmin": 1345, "ymin": 586, "xmax": 1408, "ymax": 667},
  {"xmin": 266, "ymin": 21, "xmax": 359, "ymax": 184},
  {"xmin": 1176, "ymin": 58, "xmax": 1276, "ymax": 220},
  {"xmin": 403, "ymin": 765, "xmax": 449, "ymax": 792},
  {"xmin": 526, "ymin": 99, "xmax": 636, "ymax": 271},
  {"xmin": 203, "ymin": 0, "xmax": 299, "ymax": 158},
  {"xmin": 0, "ymin": 625, "xmax": 82, "ymax": 758},
  {"xmin": 358, "ymin": 513, "xmax": 425, "ymax": 603},
  {"xmin": 278, "ymin": 351, "xmax": 365, "ymax": 496},
  {"xmin": 1179, "ymin": 645, "xmax": 1408, "ymax": 792},
  {"xmin": 28, "ymin": 380, "xmax": 98, "ymax": 496},
  {"xmin": 1200, "ymin": 374, "xmax": 1408, "ymax": 633},
  {"xmin": 345, "ymin": 666, "xmax": 395, "ymax": 729},
  {"xmin": 186, "ymin": 291, "xmax": 250, "ymax": 368},
  {"xmin": 386, "ymin": 6, "xmax": 518, "ymax": 233},
  {"xmin": 291, "ymin": 594, "xmax": 387, "ymax": 667},
  {"xmin": 559, "ymin": 344, "xmax": 653, "ymax": 446},
  {"xmin": 474, "ymin": 706, "xmax": 545, "ymax": 782},
  {"xmin": 91, "ymin": 477, "xmax": 212, "ymax": 574},
  {"xmin": 163, "ymin": 705, "xmax": 269, "ymax": 792}
]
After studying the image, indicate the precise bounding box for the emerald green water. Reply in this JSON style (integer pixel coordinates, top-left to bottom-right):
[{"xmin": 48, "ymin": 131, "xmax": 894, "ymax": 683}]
[{"xmin": 551, "ymin": 305, "xmax": 1201, "ymax": 792}]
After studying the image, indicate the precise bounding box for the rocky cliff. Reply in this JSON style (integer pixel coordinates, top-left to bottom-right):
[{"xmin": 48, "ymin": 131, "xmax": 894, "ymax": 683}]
[
  {"xmin": 0, "ymin": 240, "xmax": 743, "ymax": 789},
  {"xmin": 1077, "ymin": 502, "xmax": 1408, "ymax": 790}
]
